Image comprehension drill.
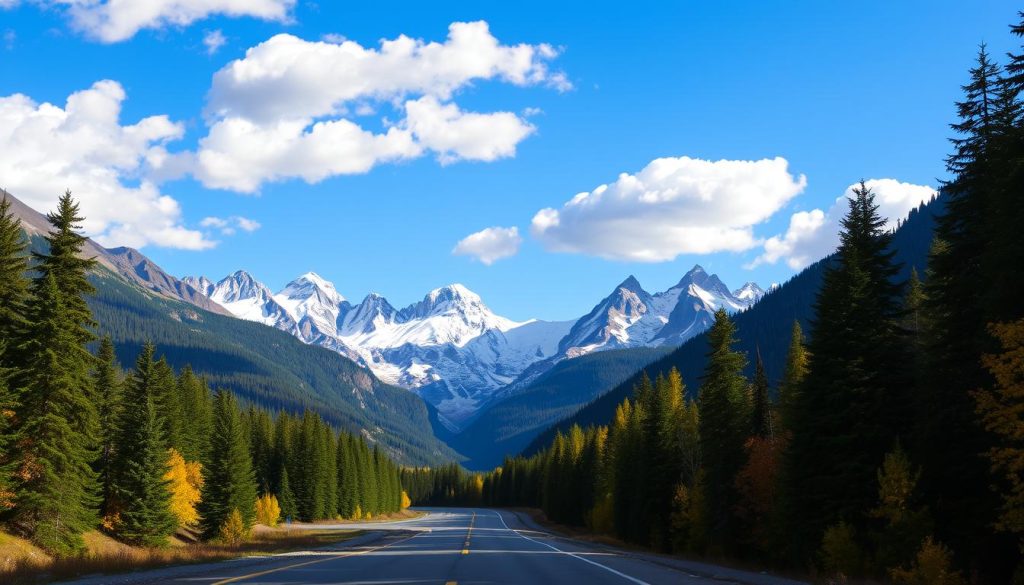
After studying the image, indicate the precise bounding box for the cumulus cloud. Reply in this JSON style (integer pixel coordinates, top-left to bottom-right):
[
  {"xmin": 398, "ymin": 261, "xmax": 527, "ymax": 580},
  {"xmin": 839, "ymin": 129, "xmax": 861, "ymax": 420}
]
[
  {"xmin": 195, "ymin": 21, "xmax": 567, "ymax": 192},
  {"xmin": 452, "ymin": 226, "xmax": 522, "ymax": 265},
  {"xmin": 3, "ymin": 0, "xmax": 294, "ymax": 43},
  {"xmin": 403, "ymin": 96, "xmax": 534, "ymax": 164},
  {"xmin": 0, "ymin": 81, "xmax": 216, "ymax": 250},
  {"xmin": 203, "ymin": 29, "xmax": 226, "ymax": 55},
  {"xmin": 195, "ymin": 117, "xmax": 421, "ymax": 192},
  {"xmin": 750, "ymin": 178, "xmax": 938, "ymax": 270},
  {"xmin": 200, "ymin": 215, "xmax": 260, "ymax": 235},
  {"xmin": 530, "ymin": 156, "xmax": 808, "ymax": 262}
]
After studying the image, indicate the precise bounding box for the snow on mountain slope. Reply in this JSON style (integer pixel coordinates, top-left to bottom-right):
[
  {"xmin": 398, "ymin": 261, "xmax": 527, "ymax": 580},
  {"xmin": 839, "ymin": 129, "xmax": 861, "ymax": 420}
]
[
  {"xmin": 208, "ymin": 271, "xmax": 299, "ymax": 333},
  {"xmin": 185, "ymin": 265, "xmax": 762, "ymax": 427},
  {"xmin": 274, "ymin": 272, "xmax": 350, "ymax": 340},
  {"xmin": 733, "ymin": 282, "xmax": 766, "ymax": 302},
  {"xmin": 182, "ymin": 275, "xmax": 215, "ymax": 297},
  {"xmin": 560, "ymin": 265, "xmax": 762, "ymax": 357}
]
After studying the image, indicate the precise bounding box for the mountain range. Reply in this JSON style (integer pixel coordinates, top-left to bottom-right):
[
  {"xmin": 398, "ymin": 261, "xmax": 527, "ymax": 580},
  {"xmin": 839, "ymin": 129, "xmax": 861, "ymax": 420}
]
[
  {"xmin": 3, "ymin": 189, "xmax": 458, "ymax": 466},
  {"xmin": 184, "ymin": 266, "xmax": 766, "ymax": 428}
]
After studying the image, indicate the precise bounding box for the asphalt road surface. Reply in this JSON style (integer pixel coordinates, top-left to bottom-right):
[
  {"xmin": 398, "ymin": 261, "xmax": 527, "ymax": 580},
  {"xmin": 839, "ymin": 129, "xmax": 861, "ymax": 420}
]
[{"xmin": 65, "ymin": 508, "xmax": 805, "ymax": 585}]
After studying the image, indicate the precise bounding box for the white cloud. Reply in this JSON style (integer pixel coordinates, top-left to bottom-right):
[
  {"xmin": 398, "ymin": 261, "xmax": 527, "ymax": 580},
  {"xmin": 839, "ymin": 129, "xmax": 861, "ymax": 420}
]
[
  {"xmin": 203, "ymin": 28, "xmax": 226, "ymax": 55},
  {"xmin": 530, "ymin": 156, "xmax": 808, "ymax": 262},
  {"xmin": 750, "ymin": 178, "xmax": 938, "ymax": 270},
  {"xmin": 194, "ymin": 117, "xmax": 421, "ymax": 192},
  {"xmin": 200, "ymin": 215, "xmax": 260, "ymax": 235},
  {"xmin": 751, "ymin": 209, "xmax": 830, "ymax": 270},
  {"xmin": 193, "ymin": 21, "xmax": 566, "ymax": 192},
  {"xmin": 4, "ymin": 0, "xmax": 294, "ymax": 43},
  {"xmin": 0, "ymin": 81, "xmax": 216, "ymax": 250},
  {"xmin": 206, "ymin": 22, "xmax": 569, "ymax": 123},
  {"xmin": 452, "ymin": 226, "xmax": 522, "ymax": 265},
  {"xmin": 3, "ymin": 29, "xmax": 14, "ymax": 50},
  {"xmin": 403, "ymin": 96, "xmax": 534, "ymax": 164}
]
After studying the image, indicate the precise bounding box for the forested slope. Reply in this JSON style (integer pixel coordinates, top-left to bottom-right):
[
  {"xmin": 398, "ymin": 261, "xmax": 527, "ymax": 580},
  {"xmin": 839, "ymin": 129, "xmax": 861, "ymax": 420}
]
[
  {"xmin": 83, "ymin": 266, "xmax": 458, "ymax": 466},
  {"xmin": 525, "ymin": 197, "xmax": 939, "ymax": 455}
]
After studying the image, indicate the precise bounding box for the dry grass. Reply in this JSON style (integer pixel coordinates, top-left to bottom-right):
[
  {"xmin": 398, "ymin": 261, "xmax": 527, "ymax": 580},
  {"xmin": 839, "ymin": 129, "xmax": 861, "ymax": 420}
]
[
  {"xmin": 0, "ymin": 526, "xmax": 361, "ymax": 584},
  {"xmin": 303, "ymin": 509, "xmax": 424, "ymax": 525}
]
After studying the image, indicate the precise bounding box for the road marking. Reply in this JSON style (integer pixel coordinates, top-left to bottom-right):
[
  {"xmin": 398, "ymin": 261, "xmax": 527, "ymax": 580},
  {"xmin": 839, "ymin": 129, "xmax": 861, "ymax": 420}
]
[
  {"xmin": 211, "ymin": 533, "xmax": 418, "ymax": 585},
  {"xmin": 491, "ymin": 511, "xmax": 652, "ymax": 585},
  {"xmin": 460, "ymin": 510, "xmax": 475, "ymax": 555}
]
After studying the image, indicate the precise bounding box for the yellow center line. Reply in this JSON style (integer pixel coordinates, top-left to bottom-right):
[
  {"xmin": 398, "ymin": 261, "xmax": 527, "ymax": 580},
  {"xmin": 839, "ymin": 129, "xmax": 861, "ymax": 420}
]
[
  {"xmin": 461, "ymin": 511, "xmax": 476, "ymax": 555},
  {"xmin": 211, "ymin": 533, "xmax": 418, "ymax": 585}
]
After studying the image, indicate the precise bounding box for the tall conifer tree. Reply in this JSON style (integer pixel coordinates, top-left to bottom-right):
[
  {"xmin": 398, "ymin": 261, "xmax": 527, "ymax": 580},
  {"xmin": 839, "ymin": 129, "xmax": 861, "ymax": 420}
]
[
  {"xmin": 198, "ymin": 390, "xmax": 258, "ymax": 539},
  {"xmin": 0, "ymin": 195, "xmax": 28, "ymax": 509},
  {"xmin": 784, "ymin": 183, "xmax": 910, "ymax": 562},
  {"xmin": 698, "ymin": 309, "xmax": 749, "ymax": 552},
  {"xmin": 93, "ymin": 337, "xmax": 121, "ymax": 517},
  {"xmin": 14, "ymin": 192, "xmax": 99, "ymax": 554}
]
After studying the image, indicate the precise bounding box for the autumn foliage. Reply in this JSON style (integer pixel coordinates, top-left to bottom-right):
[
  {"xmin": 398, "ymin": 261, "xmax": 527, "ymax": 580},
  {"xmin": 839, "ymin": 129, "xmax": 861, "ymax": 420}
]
[
  {"xmin": 255, "ymin": 494, "xmax": 281, "ymax": 527},
  {"xmin": 164, "ymin": 449, "xmax": 202, "ymax": 528}
]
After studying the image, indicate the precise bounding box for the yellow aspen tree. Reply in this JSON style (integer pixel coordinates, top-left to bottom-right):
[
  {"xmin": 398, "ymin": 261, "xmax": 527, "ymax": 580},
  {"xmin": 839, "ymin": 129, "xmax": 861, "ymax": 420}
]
[
  {"xmin": 164, "ymin": 448, "xmax": 203, "ymax": 527},
  {"xmin": 974, "ymin": 319, "xmax": 1024, "ymax": 541},
  {"xmin": 255, "ymin": 493, "xmax": 281, "ymax": 526}
]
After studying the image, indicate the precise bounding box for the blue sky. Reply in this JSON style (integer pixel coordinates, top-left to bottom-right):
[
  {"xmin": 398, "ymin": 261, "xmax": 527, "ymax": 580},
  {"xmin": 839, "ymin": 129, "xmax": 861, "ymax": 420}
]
[{"xmin": 1, "ymin": 1, "xmax": 1019, "ymax": 321}]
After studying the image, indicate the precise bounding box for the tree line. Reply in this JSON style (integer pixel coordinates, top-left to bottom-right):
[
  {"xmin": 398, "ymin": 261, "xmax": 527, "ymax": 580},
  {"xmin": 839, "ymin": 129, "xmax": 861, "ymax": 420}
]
[
  {"xmin": 0, "ymin": 192, "xmax": 406, "ymax": 555},
  {"xmin": 404, "ymin": 14, "xmax": 1024, "ymax": 584}
]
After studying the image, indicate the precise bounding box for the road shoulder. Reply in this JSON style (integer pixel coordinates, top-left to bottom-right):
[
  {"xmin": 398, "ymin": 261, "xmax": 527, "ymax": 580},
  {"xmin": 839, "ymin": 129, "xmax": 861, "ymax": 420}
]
[{"xmin": 498, "ymin": 509, "xmax": 809, "ymax": 585}]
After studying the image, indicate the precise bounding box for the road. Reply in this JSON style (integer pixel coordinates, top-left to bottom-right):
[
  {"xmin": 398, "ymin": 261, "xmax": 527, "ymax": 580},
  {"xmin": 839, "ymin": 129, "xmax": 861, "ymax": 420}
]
[{"xmin": 63, "ymin": 508, "xmax": 805, "ymax": 585}]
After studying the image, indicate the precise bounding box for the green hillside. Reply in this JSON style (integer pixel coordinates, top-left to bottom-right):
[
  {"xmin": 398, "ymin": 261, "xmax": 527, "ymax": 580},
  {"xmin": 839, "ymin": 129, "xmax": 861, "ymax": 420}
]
[
  {"xmin": 448, "ymin": 347, "xmax": 670, "ymax": 469},
  {"xmin": 83, "ymin": 262, "xmax": 459, "ymax": 466}
]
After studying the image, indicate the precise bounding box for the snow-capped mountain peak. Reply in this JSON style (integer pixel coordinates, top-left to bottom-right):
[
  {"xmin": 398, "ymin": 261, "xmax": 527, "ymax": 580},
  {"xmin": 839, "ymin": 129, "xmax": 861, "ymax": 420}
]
[
  {"xmin": 212, "ymin": 270, "xmax": 271, "ymax": 303},
  {"xmin": 273, "ymin": 272, "xmax": 349, "ymax": 339},
  {"xmin": 188, "ymin": 264, "xmax": 763, "ymax": 428},
  {"xmin": 733, "ymin": 282, "xmax": 766, "ymax": 302},
  {"xmin": 280, "ymin": 271, "xmax": 345, "ymax": 303},
  {"xmin": 202, "ymin": 271, "xmax": 298, "ymax": 333},
  {"xmin": 182, "ymin": 275, "xmax": 214, "ymax": 297}
]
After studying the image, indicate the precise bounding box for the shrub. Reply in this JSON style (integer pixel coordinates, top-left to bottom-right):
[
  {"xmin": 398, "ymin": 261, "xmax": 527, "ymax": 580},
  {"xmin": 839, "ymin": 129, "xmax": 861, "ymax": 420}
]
[
  {"xmin": 255, "ymin": 494, "xmax": 281, "ymax": 527},
  {"xmin": 889, "ymin": 537, "xmax": 966, "ymax": 585},
  {"xmin": 819, "ymin": 521, "xmax": 862, "ymax": 579},
  {"xmin": 219, "ymin": 509, "xmax": 248, "ymax": 546}
]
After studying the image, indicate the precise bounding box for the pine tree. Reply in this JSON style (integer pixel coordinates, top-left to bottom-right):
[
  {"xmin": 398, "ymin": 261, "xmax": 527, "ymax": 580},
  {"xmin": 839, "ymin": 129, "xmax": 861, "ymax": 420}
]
[
  {"xmin": 776, "ymin": 321, "xmax": 808, "ymax": 436},
  {"xmin": 0, "ymin": 194, "xmax": 29, "ymax": 348},
  {"xmin": 13, "ymin": 274, "xmax": 99, "ymax": 553},
  {"xmin": 115, "ymin": 396, "xmax": 176, "ymax": 546},
  {"xmin": 176, "ymin": 367, "xmax": 212, "ymax": 464},
  {"xmin": 247, "ymin": 407, "xmax": 274, "ymax": 493},
  {"xmin": 110, "ymin": 343, "xmax": 176, "ymax": 544},
  {"xmin": 31, "ymin": 192, "xmax": 96, "ymax": 344},
  {"xmin": 93, "ymin": 336, "xmax": 121, "ymax": 518},
  {"xmin": 0, "ymin": 194, "xmax": 29, "ymax": 510},
  {"xmin": 336, "ymin": 433, "xmax": 357, "ymax": 518},
  {"xmin": 198, "ymin": 390, "xmax": 258, "ymax": 539},
  {"xmin": 277, "ymin": 466, "xmax": 297, "ymax": 522},
  {"xmin": 698, "ymin": 309, "xmax": 749, "ymax": 553},
  {"xmin": 750, "ymin": 349, "xmax": 773, "ymax": 438},
  {"xmin": 152, "ymin": 357, "xmax": 182, "ymax": 454},
  {"xmin": 784, "ymin": 183, "xmax": 910, "ymax": 563},
  {"xmin": 919, "ymin": 44, "xmax": 1015, "ymax": 574},
  {"xmin": 319, "ymin": 423, "xmax": 338, "ymax": 518},
  {"xmin": 13, "ymin": 192, "xmax": 99, "ymax": 554},
  {"xmin": 270, "ymin": 411, "xmax": 293, "ymax": 497}
]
